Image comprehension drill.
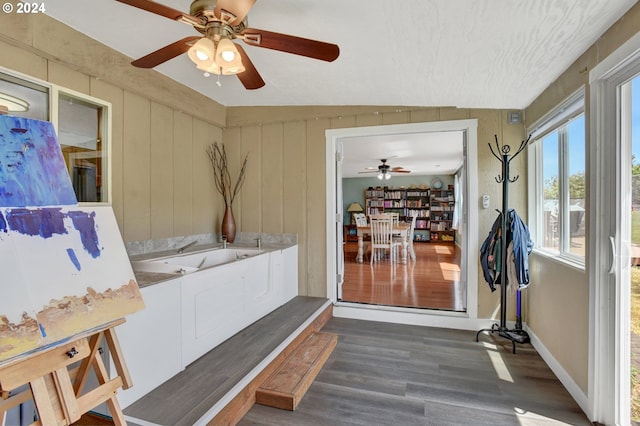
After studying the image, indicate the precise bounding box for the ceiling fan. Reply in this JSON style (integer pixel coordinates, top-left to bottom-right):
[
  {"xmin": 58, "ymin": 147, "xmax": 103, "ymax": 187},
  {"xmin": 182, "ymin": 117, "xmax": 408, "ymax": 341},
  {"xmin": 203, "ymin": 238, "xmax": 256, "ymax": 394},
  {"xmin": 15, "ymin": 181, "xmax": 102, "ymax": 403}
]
[
  {"xmin": 115, "ymin": 0, "xmax": 340, "ymax": 90},
  {"xmin": 359, "ymin": 159, "xmax": 411, "ymax": 180}
]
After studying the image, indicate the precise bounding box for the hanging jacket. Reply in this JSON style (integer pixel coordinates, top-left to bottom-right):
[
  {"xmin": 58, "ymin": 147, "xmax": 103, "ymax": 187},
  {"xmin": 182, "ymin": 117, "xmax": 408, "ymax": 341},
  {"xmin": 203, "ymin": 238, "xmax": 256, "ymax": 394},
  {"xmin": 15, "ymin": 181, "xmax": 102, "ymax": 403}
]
[{"xmin": 479, "ymin": 209, "xmax": 533, "ymax": 291}]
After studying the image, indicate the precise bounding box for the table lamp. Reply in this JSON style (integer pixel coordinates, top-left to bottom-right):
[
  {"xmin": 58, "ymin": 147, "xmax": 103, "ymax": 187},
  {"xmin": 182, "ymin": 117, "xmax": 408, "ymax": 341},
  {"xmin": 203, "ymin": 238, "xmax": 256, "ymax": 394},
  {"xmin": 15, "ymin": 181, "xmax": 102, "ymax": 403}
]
[{"xmin": 347, "ymin": 202, "xmax": 364, "ymax": 224}]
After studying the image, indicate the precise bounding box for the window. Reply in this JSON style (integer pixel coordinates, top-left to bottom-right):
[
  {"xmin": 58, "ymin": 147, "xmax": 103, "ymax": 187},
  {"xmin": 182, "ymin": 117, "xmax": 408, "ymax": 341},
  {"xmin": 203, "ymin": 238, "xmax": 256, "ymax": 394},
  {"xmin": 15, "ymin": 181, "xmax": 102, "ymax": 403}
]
[
  {"xmin": 0, "ymin": 68, "xmax": 110, "ymax": 203},
  {"xmin": 58, "ymin": 92, "xmax": 108, "ymax": 202},
  {"xmin": 528, "ymin": 89, "xmax": 586, "ymax": 263}
]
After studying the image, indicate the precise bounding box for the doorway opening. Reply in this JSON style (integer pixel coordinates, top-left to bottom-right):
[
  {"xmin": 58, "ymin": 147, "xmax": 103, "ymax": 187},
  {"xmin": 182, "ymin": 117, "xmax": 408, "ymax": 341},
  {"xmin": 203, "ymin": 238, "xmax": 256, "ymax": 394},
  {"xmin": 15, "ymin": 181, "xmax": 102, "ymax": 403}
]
[{"xmin": 325, "ymin": 120, "xmax": 479, "ymax": 326}]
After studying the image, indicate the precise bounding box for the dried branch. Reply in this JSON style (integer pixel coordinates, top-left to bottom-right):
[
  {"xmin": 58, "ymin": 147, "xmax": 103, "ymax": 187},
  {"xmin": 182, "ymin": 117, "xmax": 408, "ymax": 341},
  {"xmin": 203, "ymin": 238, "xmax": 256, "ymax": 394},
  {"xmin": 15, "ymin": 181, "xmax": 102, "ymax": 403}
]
[{"xmin": 207, "ymin": 142, "xmax": 248, "ymax": 208}]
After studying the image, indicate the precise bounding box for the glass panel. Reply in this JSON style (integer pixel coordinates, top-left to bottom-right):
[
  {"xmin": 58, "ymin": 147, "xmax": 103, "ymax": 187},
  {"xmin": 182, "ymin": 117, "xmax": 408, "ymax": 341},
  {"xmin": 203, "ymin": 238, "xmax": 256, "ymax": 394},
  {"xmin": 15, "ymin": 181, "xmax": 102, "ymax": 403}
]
[
  {"xmin": 0, "ymin": 72, "xmax": 49, "ymax": 120},
  {"xmin": 567, "ymin": 114, "xmax": 586, "ymax": 256},
  {"xmin": 542, "ymin": 131, "xmax": 560, "ymax": 251},
  {"xmin": 58, "ymin": 93, "xmax": 106, "ymax": 202}
]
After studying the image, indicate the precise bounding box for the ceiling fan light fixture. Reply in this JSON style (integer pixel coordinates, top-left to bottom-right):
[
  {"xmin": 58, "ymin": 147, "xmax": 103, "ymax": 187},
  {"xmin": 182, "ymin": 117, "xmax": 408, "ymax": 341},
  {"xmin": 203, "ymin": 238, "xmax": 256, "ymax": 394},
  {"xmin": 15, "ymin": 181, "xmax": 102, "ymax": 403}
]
[{"xmin": 188, "ymin": 37, "xmax": 215, "ymax": 66}]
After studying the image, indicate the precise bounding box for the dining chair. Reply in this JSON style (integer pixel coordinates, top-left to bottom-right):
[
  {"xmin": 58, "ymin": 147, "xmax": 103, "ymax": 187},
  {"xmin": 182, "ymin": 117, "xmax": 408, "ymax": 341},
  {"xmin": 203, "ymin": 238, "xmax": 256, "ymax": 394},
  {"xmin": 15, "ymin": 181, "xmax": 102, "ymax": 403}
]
[
  {"xmin": 388, "ymin": 212, "xmax": 400, "ymax": 226},
  {"xmin": 369, "ymin": 215, "xmax": 401, "ymax": 264},
  {"xmin": 406, "ymin": 212, "xmax": 418, "ymax": 261}
]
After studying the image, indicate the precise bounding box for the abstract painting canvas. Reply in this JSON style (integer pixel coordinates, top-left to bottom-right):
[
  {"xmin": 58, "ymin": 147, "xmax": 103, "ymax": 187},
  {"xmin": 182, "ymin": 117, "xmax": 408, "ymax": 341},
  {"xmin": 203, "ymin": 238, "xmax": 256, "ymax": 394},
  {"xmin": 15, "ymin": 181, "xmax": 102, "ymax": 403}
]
[
  {"xmin": 0, "ymin": 115, "xmax": 144, "ymax": 364},
  {"xmin": 0, "ymin": 116, "xmax": 77, "ymax": 207}
]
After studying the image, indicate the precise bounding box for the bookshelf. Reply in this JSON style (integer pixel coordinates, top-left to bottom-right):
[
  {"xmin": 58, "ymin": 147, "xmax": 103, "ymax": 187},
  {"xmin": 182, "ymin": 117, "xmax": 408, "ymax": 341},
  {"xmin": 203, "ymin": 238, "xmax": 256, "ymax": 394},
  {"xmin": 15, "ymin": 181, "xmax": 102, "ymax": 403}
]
[
  {"xmin": 429, "ymin": 188, "xmax": 455, "ymax": 242},
  {"xmin": 405, "ymin": 189, "xmax": 430, "ymax": 242},
  {"xmin": 365, "ymin": 187, "xmax": 435, "ymax": 242}
]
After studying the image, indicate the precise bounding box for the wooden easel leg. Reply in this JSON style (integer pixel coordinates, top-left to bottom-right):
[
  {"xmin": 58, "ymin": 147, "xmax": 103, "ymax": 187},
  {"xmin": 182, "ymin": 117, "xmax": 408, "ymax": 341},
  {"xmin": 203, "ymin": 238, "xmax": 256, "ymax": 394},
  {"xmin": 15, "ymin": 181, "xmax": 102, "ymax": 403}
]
[
  {"xmin": 29, "ymin": 376, "xmax": 57, "ymax": 425},
  {"xmin": 53, "ymin": 367, "xmax": 80, "ymax": 423},
  {"xmin": 104, "ymin": 328, "xmax": 132, "ymax": 389},
  {"xmin": 75, "ymin": 328, "xmax": 128, "ymax": 425}
]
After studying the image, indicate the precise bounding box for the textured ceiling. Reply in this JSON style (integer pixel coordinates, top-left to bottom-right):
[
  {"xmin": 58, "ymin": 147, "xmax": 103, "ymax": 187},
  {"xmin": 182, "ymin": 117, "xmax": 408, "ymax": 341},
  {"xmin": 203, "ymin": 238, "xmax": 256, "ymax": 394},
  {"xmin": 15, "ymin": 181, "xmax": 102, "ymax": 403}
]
[{"xmin": 44, "ymin": 0, "xmax": 638, "ymax": 109}]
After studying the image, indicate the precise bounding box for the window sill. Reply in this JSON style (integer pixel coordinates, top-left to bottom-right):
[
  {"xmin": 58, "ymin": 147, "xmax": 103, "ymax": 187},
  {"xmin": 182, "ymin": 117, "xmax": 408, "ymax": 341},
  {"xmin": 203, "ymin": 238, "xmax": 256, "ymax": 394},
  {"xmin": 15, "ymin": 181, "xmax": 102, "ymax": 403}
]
[{"xmin": 531, "ymin": 249, "xmax": 586, "ymax": 273}]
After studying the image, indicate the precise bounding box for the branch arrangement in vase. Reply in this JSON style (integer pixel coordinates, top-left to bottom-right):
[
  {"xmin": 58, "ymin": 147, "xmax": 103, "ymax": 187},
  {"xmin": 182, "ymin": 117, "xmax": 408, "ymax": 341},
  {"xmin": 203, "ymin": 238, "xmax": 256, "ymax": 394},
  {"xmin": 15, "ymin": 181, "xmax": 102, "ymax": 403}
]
[{"xmin": 206, "ymin": 142, "xmax": 249, "ymax": 208}]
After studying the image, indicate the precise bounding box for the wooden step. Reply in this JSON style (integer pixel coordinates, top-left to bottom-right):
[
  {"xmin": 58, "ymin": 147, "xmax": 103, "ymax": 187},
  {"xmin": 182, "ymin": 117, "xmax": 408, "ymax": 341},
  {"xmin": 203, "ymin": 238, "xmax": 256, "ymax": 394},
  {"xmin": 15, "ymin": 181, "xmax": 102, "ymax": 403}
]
[{"xmin": 255, "ymin": 332, "xmax": 338, "ymax": 411}]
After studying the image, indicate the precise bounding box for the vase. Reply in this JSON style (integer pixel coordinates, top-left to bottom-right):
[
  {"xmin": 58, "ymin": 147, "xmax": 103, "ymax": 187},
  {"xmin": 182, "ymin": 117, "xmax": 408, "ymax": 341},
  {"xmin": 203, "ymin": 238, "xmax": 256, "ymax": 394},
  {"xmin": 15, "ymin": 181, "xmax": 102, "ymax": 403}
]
[{"xmin": 221, "ymin": 206, "xmax": 236, "ymax": 243}]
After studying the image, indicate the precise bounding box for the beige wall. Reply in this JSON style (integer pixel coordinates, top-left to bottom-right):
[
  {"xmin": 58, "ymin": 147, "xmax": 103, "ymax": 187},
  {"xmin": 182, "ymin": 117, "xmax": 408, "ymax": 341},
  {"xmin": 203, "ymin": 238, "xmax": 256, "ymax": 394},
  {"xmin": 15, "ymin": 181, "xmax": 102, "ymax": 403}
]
[
  {"xmin": 0, "ymin": 14, "xmax": 226, "ymax": 241},
  {"xmin": 225, "ymin": 107, "xmax": 527, "ymax": 307},
  {"xmin": 524, "ymin": 1, "xmax": 640, "ymax": 395}
]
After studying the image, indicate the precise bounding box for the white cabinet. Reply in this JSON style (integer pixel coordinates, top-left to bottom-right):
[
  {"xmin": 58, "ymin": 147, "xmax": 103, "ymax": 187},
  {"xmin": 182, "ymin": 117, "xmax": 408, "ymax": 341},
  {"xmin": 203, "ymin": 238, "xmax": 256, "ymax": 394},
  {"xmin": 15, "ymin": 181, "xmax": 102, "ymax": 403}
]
[
  {"xmin": 113, "ymin": 278, "xmax": 182, "ymax": 408},
  {"xmin": 181, "ymin": 260, "xmax": 248, "ymax": 366}
]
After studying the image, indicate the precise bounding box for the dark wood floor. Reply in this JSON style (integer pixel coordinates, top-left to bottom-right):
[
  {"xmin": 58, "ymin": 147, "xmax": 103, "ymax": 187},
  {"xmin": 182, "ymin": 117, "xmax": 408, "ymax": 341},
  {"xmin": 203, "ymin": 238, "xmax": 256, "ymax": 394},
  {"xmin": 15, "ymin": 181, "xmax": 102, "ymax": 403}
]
[
  {"xmin": 341, "ymin": 242, "xmax": 465, "ymax": 311},
  {"xmin": 239, "ymin": 317, "xmax": 590, "ymax": 426}
]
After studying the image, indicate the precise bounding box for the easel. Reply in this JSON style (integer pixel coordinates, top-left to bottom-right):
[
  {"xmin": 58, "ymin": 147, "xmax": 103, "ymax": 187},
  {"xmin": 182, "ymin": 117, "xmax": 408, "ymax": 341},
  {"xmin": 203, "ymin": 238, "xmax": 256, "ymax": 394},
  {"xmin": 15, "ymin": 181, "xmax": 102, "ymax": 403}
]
[{"xmin": 0, "ymin": 318, "xmax": 131, "ymax": 425}]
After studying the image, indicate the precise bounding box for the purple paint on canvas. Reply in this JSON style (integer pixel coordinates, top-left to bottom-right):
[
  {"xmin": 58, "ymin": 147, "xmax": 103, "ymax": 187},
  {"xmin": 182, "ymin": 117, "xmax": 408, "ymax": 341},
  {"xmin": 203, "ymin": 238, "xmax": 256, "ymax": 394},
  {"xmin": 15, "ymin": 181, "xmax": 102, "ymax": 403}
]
[
  {"xmin": 5, "ymin": 208, "xmax": 67, "ymax": 238},
  {"xmin": 66, "ymin": 248, "xmax": 81, "ymax": 271},
  {"xmin": 68, "ymin": 210, "xmax": 100, "ymax": 258},
  {"xmin": 0, "ymin": 116, "xmax": 77, "ymax": 207}
]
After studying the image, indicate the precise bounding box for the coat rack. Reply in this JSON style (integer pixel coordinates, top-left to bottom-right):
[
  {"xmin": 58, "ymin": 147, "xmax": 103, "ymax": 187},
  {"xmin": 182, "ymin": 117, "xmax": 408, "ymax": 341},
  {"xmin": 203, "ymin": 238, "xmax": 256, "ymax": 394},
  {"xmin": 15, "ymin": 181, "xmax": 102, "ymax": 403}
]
[{"xmin": 476, "ymin": 134, "xmax": 531, "ymax": 354}]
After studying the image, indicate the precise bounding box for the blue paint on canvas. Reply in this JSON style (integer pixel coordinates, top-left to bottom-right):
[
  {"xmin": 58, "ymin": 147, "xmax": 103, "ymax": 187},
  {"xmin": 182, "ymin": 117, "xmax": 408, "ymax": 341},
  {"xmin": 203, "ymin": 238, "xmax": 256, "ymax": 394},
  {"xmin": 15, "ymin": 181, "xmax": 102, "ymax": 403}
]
[
  {"xmin": 0, "ymin": 210, "xmax": 5, "ymax": 233},
  {"xmin": 66, "ymin": 248, "xmax": 81, "ymax": 271},
  {"xmin": 5, "ymin": 208, "xmax": 101, "ymax": 258},
  {"xmin": 68, "ymin": 210, "xmax": 100, "ymax": 258},
  {"xmin": 5, "ymin": 208, "xmax": 68, "ymax": 238},
  {"xmin": 0, "ymin": 115, "xmax": 77, "ymax": 207}
]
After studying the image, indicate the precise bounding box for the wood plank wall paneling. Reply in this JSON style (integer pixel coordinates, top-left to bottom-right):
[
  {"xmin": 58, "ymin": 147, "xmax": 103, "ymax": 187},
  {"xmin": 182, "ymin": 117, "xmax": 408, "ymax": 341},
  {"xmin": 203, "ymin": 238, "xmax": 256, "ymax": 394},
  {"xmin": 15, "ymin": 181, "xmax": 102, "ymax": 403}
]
[
  {"xmin": 192, "ymin": 119, "xmax": 215, "ymax": 235},
  {"xmin": 262, "ymin": 123, "xmax": 284, "ymax": 234},
  {"xmin": 282, "ymin": 121, "xmax": 308, "ymax": 295},
  {"xmin": 150, "ymin": 102, "xmax": 174, "ymax": 239},
  {"xmin": 306, "ymin": 118, "xmax": 330, "ymax": 297},
  {"xmin": 123, "ymin": 92, "xmax": 152, "ymax": 241},
  {"xmin": 225, "ymin": 106, "xmax": 528, "ymax": 305},
  {"xmin": 240, "ymin": 126, "xmax": 262, "ymax": 233},
  {"xmin": 173, "ymin": 112, "xmax": 194, "ymax": 237}
]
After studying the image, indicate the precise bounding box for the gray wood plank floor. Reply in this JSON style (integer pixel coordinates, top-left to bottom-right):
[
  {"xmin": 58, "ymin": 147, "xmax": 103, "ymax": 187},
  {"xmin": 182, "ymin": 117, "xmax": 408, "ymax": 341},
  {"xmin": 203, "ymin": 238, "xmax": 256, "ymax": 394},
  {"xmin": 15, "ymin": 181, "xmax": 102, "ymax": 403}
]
[
  {"xmin": 123, "ymin": 296, "xmax": 329, "ymax": 426},
  {"xmin": 239, "ymin": 318, "xmax": 591, "ymax": 426}
]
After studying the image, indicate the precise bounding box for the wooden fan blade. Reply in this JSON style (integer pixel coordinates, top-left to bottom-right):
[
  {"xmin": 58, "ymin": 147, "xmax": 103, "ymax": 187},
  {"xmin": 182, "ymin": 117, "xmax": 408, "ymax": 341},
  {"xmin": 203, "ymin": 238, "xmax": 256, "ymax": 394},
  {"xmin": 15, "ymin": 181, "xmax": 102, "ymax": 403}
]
[
  {"xmin": 241, "ymin": 28, "xmax": 340, "ymax": 62},
  {"xmin": 392, "ymin": 169, "xmax": 411, "ymax": 173},
  {"xmin": 235, "ymin": 44, "xmax": 265, "ymax": 90},
  {"xmin": 115, "ymin": 0, "xmax": 204, "ymax": 26},
  {"xmin": 215, "ymin": 0, "xmax": 256, "ymax": 26},
  {"xmin": 131, "ymin": 36, "xmax": 200, "ymax": 68}
]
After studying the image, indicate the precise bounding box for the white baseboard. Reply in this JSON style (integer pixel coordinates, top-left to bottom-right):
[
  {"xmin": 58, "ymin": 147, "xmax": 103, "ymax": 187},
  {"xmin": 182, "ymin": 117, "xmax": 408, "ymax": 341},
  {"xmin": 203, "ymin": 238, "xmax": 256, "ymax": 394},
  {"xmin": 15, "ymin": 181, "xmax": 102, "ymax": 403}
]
[
  {"xmin": 333, "ymin": 302, "xmax": 496, "ymax": 331},
  {"xmin": 524, "ymin": 324, "xmax": 591, "ymax": 419}
]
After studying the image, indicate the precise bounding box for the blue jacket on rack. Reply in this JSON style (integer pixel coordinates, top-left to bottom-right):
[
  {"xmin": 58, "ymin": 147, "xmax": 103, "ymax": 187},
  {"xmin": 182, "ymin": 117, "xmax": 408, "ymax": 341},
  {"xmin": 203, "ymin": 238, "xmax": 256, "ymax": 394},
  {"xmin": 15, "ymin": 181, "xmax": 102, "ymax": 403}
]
[{"xmin": 480, "ymin": 209, "xmax": 533, "ymax": 292}]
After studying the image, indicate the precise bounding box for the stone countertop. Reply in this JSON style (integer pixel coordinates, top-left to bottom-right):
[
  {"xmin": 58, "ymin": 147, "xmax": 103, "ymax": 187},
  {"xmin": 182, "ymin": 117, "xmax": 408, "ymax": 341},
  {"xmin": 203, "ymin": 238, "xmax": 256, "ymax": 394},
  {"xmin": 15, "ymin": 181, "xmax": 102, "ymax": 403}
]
[{"xmin": 131, "ymin": 242, "xmax": 296, "ymax": 288}]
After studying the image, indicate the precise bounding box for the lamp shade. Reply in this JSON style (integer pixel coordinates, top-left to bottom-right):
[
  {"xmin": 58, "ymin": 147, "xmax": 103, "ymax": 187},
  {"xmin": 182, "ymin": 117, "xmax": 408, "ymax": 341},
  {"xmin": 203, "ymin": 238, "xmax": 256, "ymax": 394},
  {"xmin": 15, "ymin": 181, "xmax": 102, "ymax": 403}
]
[
  {"xmin": 216, "ymin": 39, "xmax": 245, "ymax": 75},
  {"xmin": 347, "ymin": 202, "xmax": 364, "ymax": 213},
  {"xmin": 188, "ymin": 38, "xmax": 215, "ymax": 68}
]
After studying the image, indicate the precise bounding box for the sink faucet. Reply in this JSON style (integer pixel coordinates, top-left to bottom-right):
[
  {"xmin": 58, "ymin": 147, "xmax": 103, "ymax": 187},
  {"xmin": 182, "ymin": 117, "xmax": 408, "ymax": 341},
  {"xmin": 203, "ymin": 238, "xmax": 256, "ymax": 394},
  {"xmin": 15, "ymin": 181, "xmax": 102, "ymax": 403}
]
[
  {"xmin": 177, "ymin": 240, "xmax": 197, "ymax": 254},
  {"xmin": 222, "ymin": 235, "xmax": 228, "ymax": 249}
]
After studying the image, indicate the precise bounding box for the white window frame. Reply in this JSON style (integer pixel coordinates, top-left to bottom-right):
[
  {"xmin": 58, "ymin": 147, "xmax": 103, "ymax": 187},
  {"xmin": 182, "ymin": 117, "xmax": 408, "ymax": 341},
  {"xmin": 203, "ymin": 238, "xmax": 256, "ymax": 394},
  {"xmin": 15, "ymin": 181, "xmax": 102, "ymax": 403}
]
[
  {"xmin": 0, "ymin": 66, "xmax": 112, "ymax": 204},
  {"xmin": 527, "ymin": 88, "xmax": 586, "ymax": 268}
]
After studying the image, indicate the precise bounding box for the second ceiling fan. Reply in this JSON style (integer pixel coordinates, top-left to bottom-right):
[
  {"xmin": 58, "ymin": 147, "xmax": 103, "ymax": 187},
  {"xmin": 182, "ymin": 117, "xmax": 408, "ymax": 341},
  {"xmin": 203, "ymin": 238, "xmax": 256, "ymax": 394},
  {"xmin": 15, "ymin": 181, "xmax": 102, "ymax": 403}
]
[
  {"xmin": 116, "ymin": 0, "xmax": 340, "ymax": 90},
  {"xmin": 360, "ymin": 159, "xmax": 411, "ymax": 180}
]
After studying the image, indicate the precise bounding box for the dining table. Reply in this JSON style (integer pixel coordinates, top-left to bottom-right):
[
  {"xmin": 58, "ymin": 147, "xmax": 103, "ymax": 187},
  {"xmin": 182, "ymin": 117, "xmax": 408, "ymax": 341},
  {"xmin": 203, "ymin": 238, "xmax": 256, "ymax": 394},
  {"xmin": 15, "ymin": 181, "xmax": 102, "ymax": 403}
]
[{"xmin": 356, "ymin": 223, "xmax": 411, "ymax": 263}]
